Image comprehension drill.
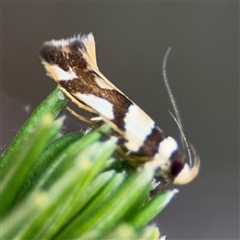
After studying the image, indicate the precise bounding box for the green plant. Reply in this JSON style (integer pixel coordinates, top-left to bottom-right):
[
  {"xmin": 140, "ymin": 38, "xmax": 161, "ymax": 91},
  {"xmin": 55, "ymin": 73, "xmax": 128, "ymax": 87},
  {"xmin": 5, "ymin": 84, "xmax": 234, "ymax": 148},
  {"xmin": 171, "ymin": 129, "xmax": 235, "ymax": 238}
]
[{"xmin": 0, "ymin": 88, "xmax": 178, "ymax": 239}]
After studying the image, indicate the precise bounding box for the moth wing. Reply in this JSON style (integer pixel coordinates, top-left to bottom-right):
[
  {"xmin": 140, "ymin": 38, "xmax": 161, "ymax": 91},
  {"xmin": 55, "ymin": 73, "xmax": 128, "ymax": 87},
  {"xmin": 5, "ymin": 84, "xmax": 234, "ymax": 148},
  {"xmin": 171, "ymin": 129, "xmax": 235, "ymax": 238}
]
[{"xmin": 79, "ymin": 34, "xmax": 130, "ymax": 98}]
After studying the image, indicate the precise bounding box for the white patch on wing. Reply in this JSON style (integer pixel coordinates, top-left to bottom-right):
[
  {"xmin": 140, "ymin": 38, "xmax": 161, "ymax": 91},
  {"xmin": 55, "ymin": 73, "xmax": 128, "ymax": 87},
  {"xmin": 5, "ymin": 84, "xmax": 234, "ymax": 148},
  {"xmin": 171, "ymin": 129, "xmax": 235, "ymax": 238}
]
[
  {"xmin": 124, "ymin": 105, "xmax": 155, "ymax": 152},
  {"xmin": 42, "ymin": 62, "xmax": 77, "ymax": 81},
  {"xmin": 158, "ymin": 136, "xmax": 178, "ymax": 160},
  {"xmin": 145, "ymin": 137, "xmax": 178, "ymax": 170},
  {"xmin": 75, "ymin": 93, "xmax": 114, "ymax": 120}
]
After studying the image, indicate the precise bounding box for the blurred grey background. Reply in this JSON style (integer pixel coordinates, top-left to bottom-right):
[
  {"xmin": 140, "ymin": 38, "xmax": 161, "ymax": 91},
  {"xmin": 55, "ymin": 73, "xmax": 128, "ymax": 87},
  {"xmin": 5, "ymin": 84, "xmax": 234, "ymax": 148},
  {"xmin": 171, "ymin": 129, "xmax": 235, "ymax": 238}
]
[{"xmin": 1, "ymin": 2, "xmax": 239, "ymax": 240}]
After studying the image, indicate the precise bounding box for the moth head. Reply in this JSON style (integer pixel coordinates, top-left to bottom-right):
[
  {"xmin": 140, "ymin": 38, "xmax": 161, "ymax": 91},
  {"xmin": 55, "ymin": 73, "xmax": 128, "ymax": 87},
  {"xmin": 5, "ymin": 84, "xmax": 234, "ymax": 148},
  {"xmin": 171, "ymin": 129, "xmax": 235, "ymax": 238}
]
[
  {"xmin": 153, "ymin": 141, "xmax": 200, "ymax": 186},
  {"xmin": 173, "ymin": 146, "xmax": 200, "ymax": 185},
  {"xmin": 161, "ymin": 111, "xmax": 200, "ymax": 185}
]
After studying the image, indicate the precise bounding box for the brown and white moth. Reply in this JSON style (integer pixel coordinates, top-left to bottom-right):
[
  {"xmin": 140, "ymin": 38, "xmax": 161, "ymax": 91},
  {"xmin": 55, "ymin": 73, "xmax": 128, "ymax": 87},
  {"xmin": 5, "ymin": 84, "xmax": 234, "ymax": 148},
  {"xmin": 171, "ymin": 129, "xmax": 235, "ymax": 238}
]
[{"xmin": 40, "ymin": 33, "xmax": 199, "ymax": 193}]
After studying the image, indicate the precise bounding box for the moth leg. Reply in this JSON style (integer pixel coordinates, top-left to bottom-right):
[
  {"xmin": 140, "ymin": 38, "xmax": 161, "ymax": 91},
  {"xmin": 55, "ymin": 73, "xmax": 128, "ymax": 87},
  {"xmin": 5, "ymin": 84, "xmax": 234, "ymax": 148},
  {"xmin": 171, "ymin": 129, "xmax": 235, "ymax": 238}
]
[
  {"xmin": 65, "ymin": 106, "xmax": 100, "ymax": 128},
  {"xmin": 90, "ymin": 116, "xmax": 103, "ymax": 122},
  {"xmin": 60, "ymin": 86, "xmax": 124, "ymax": 135},
  {"xmin": 59, "ymin": 87, "xmax": 97, "ymax": 114},
  {"xmin": 149, "ymin": 178, "xmax": 169, "ymax": 197}
]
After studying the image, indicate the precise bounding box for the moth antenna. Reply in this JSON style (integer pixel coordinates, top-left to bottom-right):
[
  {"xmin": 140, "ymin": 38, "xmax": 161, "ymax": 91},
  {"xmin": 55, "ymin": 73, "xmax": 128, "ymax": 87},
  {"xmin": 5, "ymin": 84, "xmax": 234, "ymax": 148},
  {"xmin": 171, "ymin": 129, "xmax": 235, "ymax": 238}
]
[
  {"xmin": 162, "ymin": 47, "xmax": 193, "ymax": 168},
  {"xmin": 168, "ymin": 109, "xmax": 193, "ymax": 168},
  {"xmin": 162, "ymin": 48, "xmax": 184, "ymax": 134}
]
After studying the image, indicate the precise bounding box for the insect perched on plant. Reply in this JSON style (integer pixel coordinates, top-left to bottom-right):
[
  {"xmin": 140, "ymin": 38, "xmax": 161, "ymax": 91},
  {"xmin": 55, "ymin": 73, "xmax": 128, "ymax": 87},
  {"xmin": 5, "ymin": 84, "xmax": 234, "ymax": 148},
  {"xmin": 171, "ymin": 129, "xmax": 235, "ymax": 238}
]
[{"xmin": 40, "ymin": 33, "xmax": 200, "ymax": 195}]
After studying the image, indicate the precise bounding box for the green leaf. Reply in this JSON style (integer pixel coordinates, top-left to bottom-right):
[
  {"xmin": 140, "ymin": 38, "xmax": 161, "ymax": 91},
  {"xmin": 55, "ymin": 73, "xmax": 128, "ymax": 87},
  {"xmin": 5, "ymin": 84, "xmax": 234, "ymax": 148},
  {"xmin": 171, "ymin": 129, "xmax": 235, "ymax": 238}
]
[
  {"xmin": 0, "ymin": 87, "xmax": 67, "ymax": 169},
  {"xmin": 103, "ymin": 223, "xmax": 160, "ymax": 240},
  {"xmin": 67, "ymin": 168, "xmax": 155, "ymax": 239},
  {"xmin": 22, "ymin": 132, "xmax": 84, "ymax": 196},
  {"xmin": 0, "ymin": 114, "xmax": 63, "ymax": 217},
  {"xmin": 0, "ymin": 88, "xmax": 178, "ymax": 240},
  {"xmin": 1, "ymin": 133, "xmax": 116, "ymax": 240},
  {"xmin": 128, "ymin": 189, "xmax": 179, "ymax": 227}
]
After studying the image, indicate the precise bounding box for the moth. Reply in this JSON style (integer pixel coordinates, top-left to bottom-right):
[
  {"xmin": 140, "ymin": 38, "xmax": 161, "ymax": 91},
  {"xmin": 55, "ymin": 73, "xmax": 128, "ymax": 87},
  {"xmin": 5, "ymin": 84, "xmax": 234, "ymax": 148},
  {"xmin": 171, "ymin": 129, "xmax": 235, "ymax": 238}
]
[{"xmin": 40, "ymin": 33, "xmax": 199, "ymax": 194}]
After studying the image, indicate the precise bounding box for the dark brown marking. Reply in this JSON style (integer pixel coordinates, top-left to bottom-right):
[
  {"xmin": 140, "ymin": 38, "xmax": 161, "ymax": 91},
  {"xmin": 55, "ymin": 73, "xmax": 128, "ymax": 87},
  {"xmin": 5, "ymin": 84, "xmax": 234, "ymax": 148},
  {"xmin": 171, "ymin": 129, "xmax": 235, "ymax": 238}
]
[
  {"xmin": 69, "ymin": 39, "xmax": 85, "ymax": 52},
  {"xmin": 169, "ymin": 150, "xmax": 185, "ymax": 177},
  {"xmin": 60, "ymin": 76, "xmax": 132, "ymax": 131},
  {"xmin": 130, "ymin": 126, "xmax": 166, "ymax": 157},
  {"xmin": 40, "ymin": 45, "xmax": 70, "ymax": 71}
]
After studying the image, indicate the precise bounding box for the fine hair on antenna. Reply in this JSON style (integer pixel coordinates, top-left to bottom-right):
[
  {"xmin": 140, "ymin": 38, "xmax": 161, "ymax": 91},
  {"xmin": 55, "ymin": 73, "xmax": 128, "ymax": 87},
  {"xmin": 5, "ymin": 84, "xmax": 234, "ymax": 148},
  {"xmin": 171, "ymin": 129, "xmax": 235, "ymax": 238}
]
[{"xmin": 162, "ymin": 47, "xmax": 194, "ymax": 168}]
